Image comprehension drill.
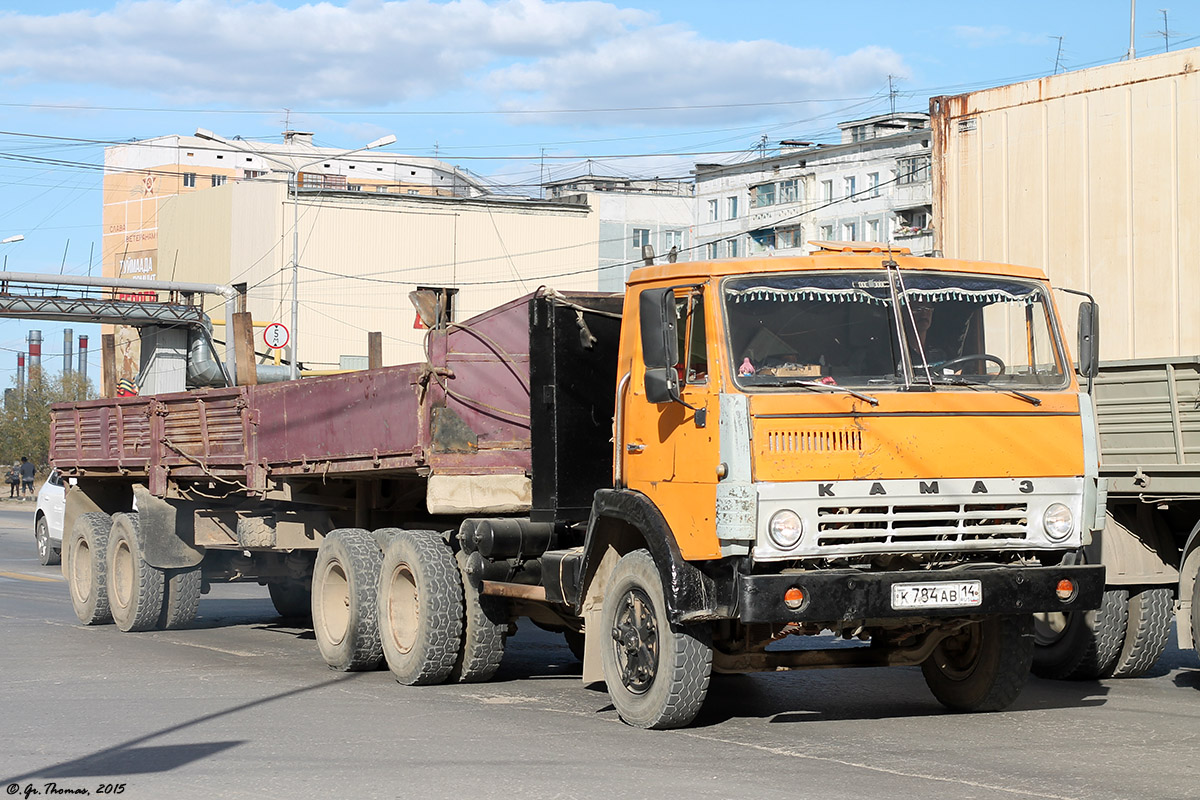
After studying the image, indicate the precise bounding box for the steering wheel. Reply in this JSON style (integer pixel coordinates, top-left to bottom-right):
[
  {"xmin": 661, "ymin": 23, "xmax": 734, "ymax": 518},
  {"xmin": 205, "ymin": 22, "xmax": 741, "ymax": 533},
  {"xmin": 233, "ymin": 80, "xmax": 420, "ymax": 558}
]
[{"xmin": 936, "ymin": 353, "xmax": 1006, "ymax": 375}]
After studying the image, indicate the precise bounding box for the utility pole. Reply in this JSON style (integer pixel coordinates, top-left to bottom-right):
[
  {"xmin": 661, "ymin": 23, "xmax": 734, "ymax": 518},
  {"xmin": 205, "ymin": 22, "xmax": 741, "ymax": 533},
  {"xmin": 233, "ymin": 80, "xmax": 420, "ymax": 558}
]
[
  {"xmin": 887, "ymin": 75, "xmax": 899, "ymax": 116},
  {"xmin": 1128, "ymin": 0, "xmax": 1137, "ymax": 59},
  {"xmin": 1052, "ymin": 36, "xmax": 1065, "ymax": 74}
]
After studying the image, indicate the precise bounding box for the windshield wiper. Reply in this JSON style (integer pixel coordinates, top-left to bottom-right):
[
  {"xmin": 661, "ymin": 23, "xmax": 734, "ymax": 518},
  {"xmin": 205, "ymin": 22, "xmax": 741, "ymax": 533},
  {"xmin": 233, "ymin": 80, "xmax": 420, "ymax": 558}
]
[
  {"xmin": 928, "ymin": 375, "xmax": 1041, "ymax": 406},
  {"xmin": 793, "ymin": 380, "xmax": 880, "ymax": 406}
]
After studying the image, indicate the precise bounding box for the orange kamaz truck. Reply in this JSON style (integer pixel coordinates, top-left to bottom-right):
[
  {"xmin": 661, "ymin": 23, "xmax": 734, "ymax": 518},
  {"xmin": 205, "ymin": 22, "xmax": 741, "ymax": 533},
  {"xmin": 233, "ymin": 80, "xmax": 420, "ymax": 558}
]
[{"xmin": 52, "ymin": 245, "xmax": 1105, "ymax": 729}]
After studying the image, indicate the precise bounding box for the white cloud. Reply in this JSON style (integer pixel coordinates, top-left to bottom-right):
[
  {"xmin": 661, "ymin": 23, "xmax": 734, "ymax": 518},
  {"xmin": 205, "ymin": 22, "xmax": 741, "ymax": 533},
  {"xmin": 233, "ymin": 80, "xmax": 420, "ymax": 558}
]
[
  {"xmin": 0, "ymin": 0, "xmax": 908, "ymax": 126},
  {"xmin": 0, "ymin": 0, "xmax": 650, "ymax": 106}
]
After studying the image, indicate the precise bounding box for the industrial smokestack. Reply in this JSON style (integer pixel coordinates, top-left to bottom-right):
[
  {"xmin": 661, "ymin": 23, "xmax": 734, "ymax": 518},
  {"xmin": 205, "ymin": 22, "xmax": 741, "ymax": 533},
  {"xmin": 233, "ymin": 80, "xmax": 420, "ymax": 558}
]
[
  {"xmin": 63, "ymin": 328, "xmax": 73, "ymax": 376},
  {"xmin": 78, "ymin": 335, "xmax": 88, "ymax": 381},
  {"xmin": 16, "ymin": 354, "xmax": 24, "ymax": 393},
  {"xmin": 28, "ymin": 330, "xmax": 41, "ymax": 372}
]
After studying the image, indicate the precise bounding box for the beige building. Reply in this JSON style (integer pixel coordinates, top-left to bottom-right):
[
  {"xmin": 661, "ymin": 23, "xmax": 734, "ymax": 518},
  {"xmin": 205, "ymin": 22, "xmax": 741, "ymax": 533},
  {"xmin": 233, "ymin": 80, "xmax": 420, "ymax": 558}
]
[
  {"xmin": 103, "ymin": 132, "xmax": 605, "ymax": 375},
  {"xmin": 932, "ymin": 48, "xmax": 1200, "ymax": 360},
  {"xmin": 157, "ymin": 180, "xmax": 600, "ymax": 370}
]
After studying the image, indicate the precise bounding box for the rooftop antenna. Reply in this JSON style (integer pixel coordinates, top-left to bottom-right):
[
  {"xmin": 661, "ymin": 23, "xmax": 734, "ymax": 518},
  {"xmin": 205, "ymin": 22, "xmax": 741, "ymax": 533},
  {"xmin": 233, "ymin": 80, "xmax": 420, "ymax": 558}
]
[
  {"xmin": 1157, "ymin": 8, "xmax": 1171, "ymax": 51},
  {"xmin": 1052, "ymin": 36, "xmax": 1065, "ymax": 73},
  {"xmin": 888, "ymin": 75, "xmax": 898, "ymax": 115}
]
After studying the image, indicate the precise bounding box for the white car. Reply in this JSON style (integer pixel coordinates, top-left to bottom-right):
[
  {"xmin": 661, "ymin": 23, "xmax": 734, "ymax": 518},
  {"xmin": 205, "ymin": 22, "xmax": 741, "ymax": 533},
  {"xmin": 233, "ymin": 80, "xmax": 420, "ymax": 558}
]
[{"xmin": 34, "ymin": 468, "xmax": 66, "ymax": 566}]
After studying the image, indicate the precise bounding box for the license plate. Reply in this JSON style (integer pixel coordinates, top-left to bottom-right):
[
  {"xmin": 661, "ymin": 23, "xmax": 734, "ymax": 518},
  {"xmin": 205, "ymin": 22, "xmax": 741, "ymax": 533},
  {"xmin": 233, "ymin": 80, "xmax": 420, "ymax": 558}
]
[{"xmin": 891, "ymin": 580, "xmax": 983, "ymax": 610}]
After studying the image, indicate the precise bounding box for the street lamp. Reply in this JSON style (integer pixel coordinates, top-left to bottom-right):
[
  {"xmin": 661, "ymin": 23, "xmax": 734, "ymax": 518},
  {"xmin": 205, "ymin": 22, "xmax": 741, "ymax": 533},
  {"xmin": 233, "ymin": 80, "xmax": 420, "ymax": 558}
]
[
  {"xmin": 194, "ymin": 129, "xmax": 397, "ymax": 379},
  {"xmin": 2, "ymin": 233, "xmax": 23, "ymax": 270}
]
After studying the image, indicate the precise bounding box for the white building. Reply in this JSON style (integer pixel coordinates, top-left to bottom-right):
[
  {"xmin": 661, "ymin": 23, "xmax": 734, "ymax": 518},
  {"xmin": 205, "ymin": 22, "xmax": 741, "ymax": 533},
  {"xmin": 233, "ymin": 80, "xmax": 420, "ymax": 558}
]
[
  {"xmin": 694, "ymin": 112, "xmax": 934, "ymax": 258},
  {"xmin": 544, "ymin": 175, "xmax": 694, "ymax": 291}
]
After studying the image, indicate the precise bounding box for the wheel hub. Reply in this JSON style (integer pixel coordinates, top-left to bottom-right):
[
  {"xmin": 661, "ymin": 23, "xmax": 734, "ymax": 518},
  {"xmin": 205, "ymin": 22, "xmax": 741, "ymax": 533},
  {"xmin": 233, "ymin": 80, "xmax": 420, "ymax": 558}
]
[{"xmin": 610, "ymin": 587, "xmax": 658, "ymax": 694}]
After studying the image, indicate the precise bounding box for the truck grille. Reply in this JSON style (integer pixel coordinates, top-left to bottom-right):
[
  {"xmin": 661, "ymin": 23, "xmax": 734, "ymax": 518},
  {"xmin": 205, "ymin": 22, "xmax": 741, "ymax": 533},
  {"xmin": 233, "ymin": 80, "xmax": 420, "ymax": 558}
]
[{"xmin": 815, "ymin": 501, "xmax": 1029, "ymax": 548}]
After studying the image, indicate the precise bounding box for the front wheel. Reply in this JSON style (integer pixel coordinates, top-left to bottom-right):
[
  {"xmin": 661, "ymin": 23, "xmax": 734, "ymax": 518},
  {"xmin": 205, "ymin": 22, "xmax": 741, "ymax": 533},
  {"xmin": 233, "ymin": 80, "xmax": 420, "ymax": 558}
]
[
  {"xmin": 600, "ymin": 549, "xmax": 712, "ymax": 729},
  {"xmin": 922, "ymin": 615, "xmax": 1033, "ymax": 712},
  {"xmin": 36, "ymin": 515, "xmax": 60, "ymax": 566}
]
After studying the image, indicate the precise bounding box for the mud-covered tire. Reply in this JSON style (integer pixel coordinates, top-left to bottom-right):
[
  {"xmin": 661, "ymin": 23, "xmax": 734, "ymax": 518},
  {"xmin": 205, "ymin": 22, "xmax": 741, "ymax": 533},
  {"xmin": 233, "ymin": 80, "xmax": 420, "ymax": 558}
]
[
  {"xmin": 600, "ymin": 549, "xmax": 712, "ymax": 729},
  {"xmin": 36, "ymin": 515, "xmax": 60, "ymax": 566},
  {"xmin": 158, "ymin": 566, "xmax": 202, "ymax": 630},
  {"xmin": 67, "ymin": 512, "xmax": 113, "ymax": 625},
  {"xmin": 268, "ymin": 579, "xmax": 312, "ymax": 619},
  {"xmin": 1032, "ymin": 588, "xmax": 1129, "ymax": 680},
  {"xmin": 922, "ymin": 614, "xmax": 1033, "ymax": 712},
  {"xmin": 450, "ymin": 550, "xmax": 506, "ymax": 683},
  {"xmin": 1110, "ymin": 587, "xmax": 1173, "ymax": 678},
  {"xmin": 107, "ymin": 513, "xmax": 165, "ymax": 633},
  {"xmin": 378, "ymin": 529, "xmax": 463, "ymax": 686},
  {"xmin": 312, "ymin": 529, "xmax": 385, "ymax": 671}
]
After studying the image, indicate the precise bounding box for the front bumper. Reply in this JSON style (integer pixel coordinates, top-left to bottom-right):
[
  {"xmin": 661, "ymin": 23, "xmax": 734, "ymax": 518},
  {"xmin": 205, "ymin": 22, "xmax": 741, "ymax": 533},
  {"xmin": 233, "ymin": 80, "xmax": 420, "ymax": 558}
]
[{"xmin": 737, "ymin": 564, "xmax": 1105, "ymax": 624}]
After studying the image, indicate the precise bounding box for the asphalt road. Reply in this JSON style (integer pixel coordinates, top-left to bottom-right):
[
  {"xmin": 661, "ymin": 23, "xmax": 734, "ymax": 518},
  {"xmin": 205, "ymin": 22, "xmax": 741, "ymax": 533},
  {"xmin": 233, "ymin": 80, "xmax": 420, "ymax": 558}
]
[{"xmin": 1, "ymin": 505, "xmax": 1197, "ymax": 800}]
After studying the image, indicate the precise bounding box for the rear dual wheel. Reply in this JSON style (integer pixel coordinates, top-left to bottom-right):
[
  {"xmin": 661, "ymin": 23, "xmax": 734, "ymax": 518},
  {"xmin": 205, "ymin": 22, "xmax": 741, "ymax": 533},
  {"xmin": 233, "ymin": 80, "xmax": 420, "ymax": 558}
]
[
  {"xmin": 1033, "ymin": 586, "xmax": 1172, "ymax": 680},
  {"xmin": 312, "ymin": 529, "xmax": 385, "ymax": 671},
  {"xmin": 67, "ymin": 512, "xmax": 114, "ymax": 625}
]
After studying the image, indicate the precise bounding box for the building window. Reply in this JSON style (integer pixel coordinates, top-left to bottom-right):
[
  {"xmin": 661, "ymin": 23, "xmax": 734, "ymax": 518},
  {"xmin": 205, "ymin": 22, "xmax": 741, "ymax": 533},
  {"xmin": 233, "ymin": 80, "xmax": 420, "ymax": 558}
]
[
  {"xmin": 664, "ymin": 230, "xmax": 682, "ymax": 252},
  {"xmin": 211, "ymin": 175, "xmax": 226, "ymax": 187},
  {"xmin": 868, "ymin": 172, "xmax": 881, "ymax": 197},
  {"xmin": 845, "ymin": 176, "xmax": 857, "ymax": 198},
  {"xmin": 851, "ymin": 126, "xmax": 869, "ymax": 142},
  {"xmin": 777, "ymin": 226, "xmax": 803, "ymax": 249},
  {"xmin": 708, "ymin": 242, "xmax": 720, "ymax": 259},
  {"xmin": 632, "ymin": 228, "xmax": 651, "ymax": 251},
  {"xmin": 867, "ymin": 218, "xmax": 880, "ymax": 241},
  {"xmin": 727, "ymin": 237, "xmax": 739, "ymax": 258},
  {"xmin": 348, "ymin": 184, "xmax": 362, "ymax": 192},
  {"xmin": 843, "ymin": 222, "xmax": 858, "ymax": 240},
  {"xmin": 182, "ymin": 173, "xmax": 196, "ymax": 188},
  {"xmin": 778, "ymin": 179, "xmax": 799, "ymax": 204},
  {"xmin": 753, "ymin": 183, "xmax": 776, "ymax": 208},
  {"xmin": 376, "ymin": 186, "xmax": 388, "ymax": 193},
  {"xmin": 727, "ymin": 196, "xmax": 738, "ymax": 219},
  {"xmin": 821, "ymin": 180, "xmax": 833, "ymax": 202},
  {"xmin": 898, "ymin": 155, "xmax": 931, "ymax": 185},
  {"xmin": 243, "ymin": 170, "xmax": 264, "ymax": 180},
  {"xmin": 819, "ymin": 224, "xmax": 834, "ymax": 240},
  {"xmin": 708, "ymin": 199, "xmax": 719, "ymax": 221}
]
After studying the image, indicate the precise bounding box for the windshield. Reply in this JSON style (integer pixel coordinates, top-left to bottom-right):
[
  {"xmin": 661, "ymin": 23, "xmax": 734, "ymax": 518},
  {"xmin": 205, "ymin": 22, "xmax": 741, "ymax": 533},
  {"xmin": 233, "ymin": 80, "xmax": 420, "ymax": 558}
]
[{"xmin": 724, "ymin": 269, "xmax": 1067, "ymax": 390}]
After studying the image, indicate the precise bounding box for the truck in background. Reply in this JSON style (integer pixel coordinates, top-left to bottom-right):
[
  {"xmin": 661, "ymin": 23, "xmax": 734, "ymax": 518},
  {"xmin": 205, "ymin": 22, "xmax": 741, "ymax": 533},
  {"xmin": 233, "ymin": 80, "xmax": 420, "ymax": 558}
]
[
  {"xmin": 53, "ymin": 247, "xmax": 1104, "ymax": 728},
  {"xmin": 931, "ymin": 47, "xmax": 1200, "ymax": 677}
]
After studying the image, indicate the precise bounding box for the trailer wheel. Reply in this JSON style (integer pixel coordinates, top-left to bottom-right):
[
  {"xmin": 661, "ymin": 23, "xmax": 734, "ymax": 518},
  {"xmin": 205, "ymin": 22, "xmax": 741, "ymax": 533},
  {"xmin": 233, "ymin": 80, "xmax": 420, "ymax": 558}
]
[
  {"xmin": 600, "ymin": 549, "xmax": 712, "ymax": 729},
  {"xmin": 1031, "ymin": 588, "xmax": 1128, "ymax": 680},
  {"xmin": 269, "ymin": 580, "xmax": 312, "ymax": 620},
  {"xmin": 36, "ymin": 514, "xmax": 60, "ymax": 566},
  {"xmin": 922, "ymin": 614, "xmax": 1033, "ymax": 712},
  {"xmin": 378, "ymin": 529, "xmax": 463, "ymax": 686},
  {"xmin": 158, "ymin": 567, "xmax": 202, "ymax": 630},
  {"xmin": 312, "ymin": 529, "xmax": 385, "ymax": 671},
  {"xmin": 67, "ymin": 512, "xmax": 114, "ymax": 625},
  {"xmin": 1110, "ymin": 587, "xmax": 1173, "ymax": 678},
  {"xmin": 450, "ymin": 550, "xmax": 506, "ymax": 683},
  {"xmin": 107, "ymin": 513, "xmax": 165, "ymax": 633}
]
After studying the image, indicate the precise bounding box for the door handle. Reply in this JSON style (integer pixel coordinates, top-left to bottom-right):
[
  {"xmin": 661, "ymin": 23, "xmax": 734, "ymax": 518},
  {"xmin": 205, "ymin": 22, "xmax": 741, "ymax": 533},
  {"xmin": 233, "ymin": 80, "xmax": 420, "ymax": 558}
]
[{"xmin": 626, "ymin": 443, "xmax": 645, "ymax": 454}]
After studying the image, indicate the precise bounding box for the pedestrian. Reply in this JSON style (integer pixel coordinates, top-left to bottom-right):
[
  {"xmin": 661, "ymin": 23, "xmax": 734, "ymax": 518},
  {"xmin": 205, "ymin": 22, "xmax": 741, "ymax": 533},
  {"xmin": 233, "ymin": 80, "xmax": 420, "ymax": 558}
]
[
  {"xmin": 6, "ymin": 462, "xmax": 18, "ymax": 498},
  {"xmin": 18, "ymin": 456, "xmax": 35, "ymax": 499}
]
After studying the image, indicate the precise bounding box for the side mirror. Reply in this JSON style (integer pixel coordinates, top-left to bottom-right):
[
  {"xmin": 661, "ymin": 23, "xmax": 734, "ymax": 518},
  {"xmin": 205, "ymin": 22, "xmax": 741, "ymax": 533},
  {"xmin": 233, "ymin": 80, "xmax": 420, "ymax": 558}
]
[
  {"xmin": 639, "ymin": 288, "xmax": 680, "ymax": 404},
  {"xmin": 1077, "ymin": 301, "xmax": 1099, "ymax": 380}
]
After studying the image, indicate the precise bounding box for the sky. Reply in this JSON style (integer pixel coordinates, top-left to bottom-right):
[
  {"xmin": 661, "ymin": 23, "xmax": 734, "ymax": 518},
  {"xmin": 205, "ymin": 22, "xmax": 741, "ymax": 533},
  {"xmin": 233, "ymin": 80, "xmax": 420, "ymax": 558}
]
[{"xmin": 0, "ymin": 0, "xmax": 1196, "ymax": 382}]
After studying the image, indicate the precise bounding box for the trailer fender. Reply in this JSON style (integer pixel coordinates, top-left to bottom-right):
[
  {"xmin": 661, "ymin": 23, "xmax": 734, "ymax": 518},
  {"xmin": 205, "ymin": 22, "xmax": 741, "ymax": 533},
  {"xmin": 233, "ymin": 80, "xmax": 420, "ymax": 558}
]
[
  {"xmin": 1177, "ymin": 522, "xmax": 1200, "ymax": 651},
  {"xmin": 576, "ymin": 489, "xmax": 715, "ymax": 623},
  {"xmin": 133, "ymin": 485, "xmax": 205, "ymax": 570}
]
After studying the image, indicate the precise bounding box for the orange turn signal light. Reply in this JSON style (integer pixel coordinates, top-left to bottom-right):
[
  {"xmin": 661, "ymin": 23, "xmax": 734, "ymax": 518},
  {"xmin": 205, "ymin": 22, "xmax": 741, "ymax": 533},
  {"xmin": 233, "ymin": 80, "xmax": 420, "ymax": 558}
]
[
  {"xmin": 784, "ymin": 587, "xmax": 805, "ymax": 609},
  {"xmin": 1055, "ymin": 579, "xmax": 1077, "ymax": 602}
]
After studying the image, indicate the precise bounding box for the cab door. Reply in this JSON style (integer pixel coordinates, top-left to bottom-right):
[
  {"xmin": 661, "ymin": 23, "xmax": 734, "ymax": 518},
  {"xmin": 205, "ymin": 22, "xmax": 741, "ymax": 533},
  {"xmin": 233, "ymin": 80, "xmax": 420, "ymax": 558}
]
[{"xmin": 623, "ymin": 284, "xmax": 721, "ymax": 560}]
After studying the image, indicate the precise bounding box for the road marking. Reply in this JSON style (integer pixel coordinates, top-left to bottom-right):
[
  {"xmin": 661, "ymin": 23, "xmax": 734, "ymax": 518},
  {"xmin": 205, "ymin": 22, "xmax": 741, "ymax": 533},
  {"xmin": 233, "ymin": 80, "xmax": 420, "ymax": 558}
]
[
  {"xmin": 152, "ymin": 637, "xmax": 262, "ymax": 658},
  {"xmin": 0, "ymin": 570, "xmax": 63, "ymax": 583}
]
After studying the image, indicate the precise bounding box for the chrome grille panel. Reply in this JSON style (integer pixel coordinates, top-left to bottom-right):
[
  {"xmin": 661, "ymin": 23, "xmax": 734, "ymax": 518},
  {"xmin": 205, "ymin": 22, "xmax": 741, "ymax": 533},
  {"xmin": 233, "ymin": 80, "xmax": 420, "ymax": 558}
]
[{"xmin": 815, "ymin": 501, "xmax": 1028, "ymax": 547}]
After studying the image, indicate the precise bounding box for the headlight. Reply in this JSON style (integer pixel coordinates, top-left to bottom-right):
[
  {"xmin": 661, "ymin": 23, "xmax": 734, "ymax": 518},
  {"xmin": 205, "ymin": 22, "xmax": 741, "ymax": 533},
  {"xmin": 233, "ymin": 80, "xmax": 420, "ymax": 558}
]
[
  {"xmin": 1042, "ymin": 503, "xmax": 1074, "ymax": 541},
  {"xmin": 768, "ymin": 510, "xmax": 804, "ymax": 549}
]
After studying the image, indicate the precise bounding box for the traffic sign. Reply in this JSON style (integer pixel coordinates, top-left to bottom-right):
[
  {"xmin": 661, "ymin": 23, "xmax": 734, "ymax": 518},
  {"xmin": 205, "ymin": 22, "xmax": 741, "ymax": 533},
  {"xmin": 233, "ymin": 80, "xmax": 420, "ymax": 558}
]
[{"xmin": 263, "ymin": 322, "xmax": 290, "ymax": 350}]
